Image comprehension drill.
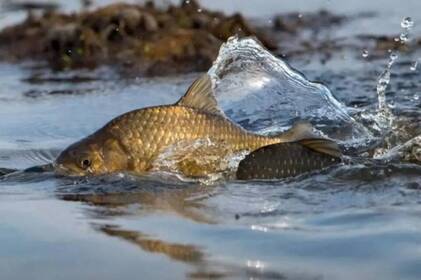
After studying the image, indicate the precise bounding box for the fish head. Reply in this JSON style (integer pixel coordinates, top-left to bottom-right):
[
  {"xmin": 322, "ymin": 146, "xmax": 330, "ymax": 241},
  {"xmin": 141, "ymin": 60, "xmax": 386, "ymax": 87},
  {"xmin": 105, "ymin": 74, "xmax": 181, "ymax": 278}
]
[{"xmin": 55, "ymin": 135, "xmax": 128, "ymax": 176}]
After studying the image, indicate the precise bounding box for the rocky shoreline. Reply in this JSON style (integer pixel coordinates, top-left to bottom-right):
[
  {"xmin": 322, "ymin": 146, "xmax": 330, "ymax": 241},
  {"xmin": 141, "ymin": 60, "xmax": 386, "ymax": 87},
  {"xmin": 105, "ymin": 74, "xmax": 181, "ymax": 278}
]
[
  {"xmin": 0, "ymin": 1, "xmax": 419, "ymax": 76},
  {"xmin": 0, "ymin": 0, "xmax": 275, "ymax": 76}
]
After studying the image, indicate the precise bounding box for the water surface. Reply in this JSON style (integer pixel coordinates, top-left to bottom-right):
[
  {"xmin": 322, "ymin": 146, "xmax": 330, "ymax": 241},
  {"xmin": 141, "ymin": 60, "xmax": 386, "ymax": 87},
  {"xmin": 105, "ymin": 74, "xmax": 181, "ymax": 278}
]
[{"xmin": 0, "ymin": 1, "xmax": 421, "ymax": 280}]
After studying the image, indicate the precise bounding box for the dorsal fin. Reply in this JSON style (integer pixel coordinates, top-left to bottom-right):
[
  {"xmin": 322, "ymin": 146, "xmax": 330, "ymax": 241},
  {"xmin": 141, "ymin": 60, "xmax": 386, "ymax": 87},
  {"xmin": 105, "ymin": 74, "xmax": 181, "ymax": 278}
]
[
  {"xmin": 274, "ymin": 121, "xmax": 320, "ymax": 142},
  {"xmin": 176, "ymin": 74, "xmax": 223, "ymax": 115},
  {"xmin": 298, "ymin": 138, "xmax": 342, "ymax": 158}
]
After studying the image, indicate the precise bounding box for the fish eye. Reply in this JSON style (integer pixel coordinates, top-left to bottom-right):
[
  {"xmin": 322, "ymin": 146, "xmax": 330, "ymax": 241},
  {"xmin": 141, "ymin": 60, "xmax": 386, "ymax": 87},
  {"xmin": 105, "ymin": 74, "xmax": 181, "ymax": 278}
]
[{"xmin": 80, "ymin": 158, "xmax": 91, "ymax": 169}]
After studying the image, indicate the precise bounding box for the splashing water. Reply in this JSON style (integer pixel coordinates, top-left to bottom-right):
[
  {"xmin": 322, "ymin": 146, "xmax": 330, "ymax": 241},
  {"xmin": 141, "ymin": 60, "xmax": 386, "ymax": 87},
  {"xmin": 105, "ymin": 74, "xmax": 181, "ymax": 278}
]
[
  {"xmin": 207, "ymin": 36, "xmax": 419, "ymax": 159},
  {"xmin": 362, "ymin": 49, "xmax": 369, "ymax": 58},
  {"xmin": 376, "ymin": 17, "xmax": 414, "ymax": 122},
  {"xmin": 400, "ymin": 17, "xmax": 414, "ymax": 30},
  {"xmin": 208, "ymin": 36, "xmax": 366, "ymax": 139},
  {"xmin": 381, "ymin": 135, "xmax": 421, "ymax": 164},
  {"xmin": 410, "ymin": 60, "xmax": 418, "ymax": 71},
  {"xmin": 371, "ymin": 17, "xmax": 416, "ymax": 157},
  {"xmin": 151, "ymin": 138, "xmax": 245, "ymax": 181},
  {"xmin": 400, "ymin": 16, "xmax": 414, "ymax": 43},
  {"xmin": 375, "ymin": 51, "xmax": 397, "ymax": 130}
]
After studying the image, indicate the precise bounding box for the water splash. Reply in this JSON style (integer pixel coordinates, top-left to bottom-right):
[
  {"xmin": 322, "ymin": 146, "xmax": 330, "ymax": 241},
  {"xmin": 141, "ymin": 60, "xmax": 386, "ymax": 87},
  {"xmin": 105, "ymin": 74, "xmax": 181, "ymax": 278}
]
[
  {"xmin": 208, "ymin": 36, "xmax": 365, "ymax": 139},
  {"xmin": 371, "ymin": 17, "xmax": 415, "ymax": 157},
  {"xmin": 376, "ymin": 17, "xmax": 414, "ymax": 119},
  {"xmin": 401, "ymin": 17, "xmax": 414, "ymax": 28},
  {"xmin": 375, "ymin": 51, "xmax": 397, "ymax": 131},
  {"xmin": 381, "ymin": 135, "xmax": 421, "ymax": 164},
  {"xmin": 399, "ymin": 16, "xmax": 414, "ymax": 44},
  {"xmin": 362, "ymin": 49, "xmax": 369, "ymax": 58},
  {"xmin": 151, "ymin": 138, "xmax": 243, "ymax": 181},
  {"xmin": 410, "ymin": 60, "xmax": 418, "ymax": 71}
]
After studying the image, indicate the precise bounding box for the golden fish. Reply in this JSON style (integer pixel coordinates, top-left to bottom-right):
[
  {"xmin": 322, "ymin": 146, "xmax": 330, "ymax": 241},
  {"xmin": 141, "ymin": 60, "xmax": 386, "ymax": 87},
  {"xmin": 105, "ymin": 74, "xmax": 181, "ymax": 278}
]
[{"xmin": 55, "ymin": 74, "xmax": 340, "ymax": 177}]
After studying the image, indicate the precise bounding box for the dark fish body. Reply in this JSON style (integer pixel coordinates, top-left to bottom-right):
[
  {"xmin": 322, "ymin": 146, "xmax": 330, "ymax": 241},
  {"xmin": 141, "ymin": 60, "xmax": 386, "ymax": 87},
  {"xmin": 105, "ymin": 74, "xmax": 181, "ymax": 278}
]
[{"xmin": 236, "ymin": 140, "xmax": 341, "ymax": 180}]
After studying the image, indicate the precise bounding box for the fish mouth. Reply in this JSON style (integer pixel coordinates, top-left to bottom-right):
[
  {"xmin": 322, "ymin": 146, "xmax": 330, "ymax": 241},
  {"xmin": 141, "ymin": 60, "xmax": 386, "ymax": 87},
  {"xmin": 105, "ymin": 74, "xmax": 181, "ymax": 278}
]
[
  {"xmin": 53, "ymin": 162, "xmax": 86, "ymax": 177},
  {"xmin": 53, "ymin": 163, "xmax": 71, "ymax": 176}
]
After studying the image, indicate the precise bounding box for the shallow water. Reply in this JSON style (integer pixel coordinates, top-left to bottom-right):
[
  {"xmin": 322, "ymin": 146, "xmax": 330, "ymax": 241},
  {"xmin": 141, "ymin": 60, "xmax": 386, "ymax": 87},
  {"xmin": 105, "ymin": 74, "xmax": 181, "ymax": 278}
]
[{"xmin": 1, "ymin": 1, "xmax": 421, "ymax": 280}]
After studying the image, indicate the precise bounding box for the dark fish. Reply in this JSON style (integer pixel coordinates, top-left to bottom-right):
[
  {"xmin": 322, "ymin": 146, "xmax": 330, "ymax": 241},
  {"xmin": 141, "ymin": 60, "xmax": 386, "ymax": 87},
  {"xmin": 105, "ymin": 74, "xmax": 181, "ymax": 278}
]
[{"xmin": 236, "ymin": 139, "xmax": 342, "ymax": 180}]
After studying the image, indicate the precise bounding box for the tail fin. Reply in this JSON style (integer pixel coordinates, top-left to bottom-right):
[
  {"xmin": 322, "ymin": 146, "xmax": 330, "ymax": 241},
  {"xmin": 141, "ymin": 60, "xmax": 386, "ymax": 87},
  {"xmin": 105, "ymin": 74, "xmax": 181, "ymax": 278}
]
[
  {"xmin": 270, "ymin": 121, "xmax": 341, "ymax": 157},
  {"xmin": 297, "ymin": 138, "xmax": 341, "ymax": 158},
  {"xmin": 272, "ymin": 121, "xmax": 322, "ymax": 142}
]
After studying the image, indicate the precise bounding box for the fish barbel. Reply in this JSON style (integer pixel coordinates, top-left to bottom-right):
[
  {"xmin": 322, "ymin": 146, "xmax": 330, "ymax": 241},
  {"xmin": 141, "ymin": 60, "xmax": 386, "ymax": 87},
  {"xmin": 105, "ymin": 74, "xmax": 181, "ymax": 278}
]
[{"xmin": 55, "ymin": 74, "xmax": 341, "ymax": 177}]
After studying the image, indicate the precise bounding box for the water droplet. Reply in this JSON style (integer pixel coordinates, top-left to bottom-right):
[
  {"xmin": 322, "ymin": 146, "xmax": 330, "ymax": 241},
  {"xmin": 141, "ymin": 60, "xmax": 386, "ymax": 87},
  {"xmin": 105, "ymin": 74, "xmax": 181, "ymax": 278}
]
[
  {"xmin": 362, "ymin": 49, "xmax": 369, "ymax": 58},
  {"xmin": 414, "ymin": 94, "xmax": 419, "ymax": 101},
  {"xmin": 410, "ymin": 61, "xmax": 418, "ymax": 71},
  {"xmin": 400, "ymin": 33, "xmax": 409, "ymax": 42},
  {"xmin": 389, "ymin": 52, "xmax": 398, "ymax": 61},
  {"xmin": 377, "ymin": 68, "xmax": 391, "ymax": 114},
  {"xmin": 401, "ymin": 17, "xmax": 414, "ymax": 29},
  {"xmin": 377, "ymin": 70, "xmax": 390, "ymax": 93},
  {"xmin": 197, "ymin": 8, "xmax": 202, "ymax": 12},
  {"xmin": 298, "ymin": 13, "xmax": 303, "ymax": 18}
]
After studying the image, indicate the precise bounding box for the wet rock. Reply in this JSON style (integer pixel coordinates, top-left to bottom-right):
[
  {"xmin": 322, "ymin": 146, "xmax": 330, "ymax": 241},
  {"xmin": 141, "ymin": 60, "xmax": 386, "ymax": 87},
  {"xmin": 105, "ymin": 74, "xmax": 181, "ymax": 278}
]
[
  {"xmin": 212, "ymin": 13, "xmax": 276, "ymax": 49},
  {"xmin": 142, "ymin": 12, "xmax": 159, "ymax": 32},
  {"xmin": 132, "ymin": 29, "xmax": 221, "ymax": 76},
  {"xmin": 0, "ymin": 1, "xmax": 275, "ymax": 76}
]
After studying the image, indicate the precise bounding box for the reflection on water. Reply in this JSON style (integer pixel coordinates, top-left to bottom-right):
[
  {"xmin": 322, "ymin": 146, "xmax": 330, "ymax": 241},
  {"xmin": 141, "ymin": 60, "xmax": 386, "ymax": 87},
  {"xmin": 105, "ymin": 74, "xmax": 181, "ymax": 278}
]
[
  {"xmin": 54, "ymin": 179, "xmax": 328, "ymax": 280},
  {"xmin": 98, "ymin": 225, "xmax": 204, "ymax": 263},
  {"xmin": 58, "ymin": 179, "xmax": 216, "ymax": 224}
]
